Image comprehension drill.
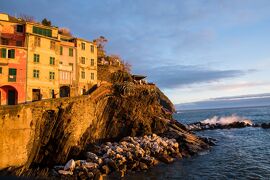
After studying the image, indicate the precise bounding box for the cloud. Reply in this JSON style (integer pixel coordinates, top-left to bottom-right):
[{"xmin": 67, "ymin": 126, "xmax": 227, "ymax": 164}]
[
  {"xmin": 143, "ymin": 65, "xmax": 252, "ymax": 89},
  {"xmin": 175, "ymin": 92, "xmax": 270, "ymax": 110},
  {"xmin": 212, "ymin": 93, "xmax": 270, "ymax": 101}
]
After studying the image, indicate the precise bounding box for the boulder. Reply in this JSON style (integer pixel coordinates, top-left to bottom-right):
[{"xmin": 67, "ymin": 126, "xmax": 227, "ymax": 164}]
[
  {"xmin": 261, "ymin": 123, "xmax": 270, "ymax": 129},
  {"xmin": 82, "ymin": 162, "xmax": 98, "ymax": 170},
  {"xmin": 86, "ymin": 152, "xmax": 99, "ymax": 161},
  {"xmin": 58, "ymin": 170, "xmax": 73, "ymax": 175},
  {"xmin": 101, "ymin": 165, "xmax": 110, "ymax": 174},
  {"xmin": 139, "ymin": 162, "xmax": 148, "ymax": 170},
  {"xmin": 157, "ymin": 154, "xmax": 174, "ymax": 164},
  {"xmin": 64, "ymin": 159, "xmax": 76, "ymax": 171}
]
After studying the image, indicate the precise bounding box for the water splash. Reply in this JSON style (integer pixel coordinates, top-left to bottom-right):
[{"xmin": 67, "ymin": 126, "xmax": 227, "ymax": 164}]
[{"xmin": 201, "ymin": 114, "xmax": 253, "ymax": 125}]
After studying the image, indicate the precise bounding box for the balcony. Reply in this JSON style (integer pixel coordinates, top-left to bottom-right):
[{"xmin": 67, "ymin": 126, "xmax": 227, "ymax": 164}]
[
  {"xmin": 8, "ymin": 75, "xmax": 16, "ymax": 82},
  {"xmin": 59, "ymin": 64, "xmax": 72, "ymax": 71}
]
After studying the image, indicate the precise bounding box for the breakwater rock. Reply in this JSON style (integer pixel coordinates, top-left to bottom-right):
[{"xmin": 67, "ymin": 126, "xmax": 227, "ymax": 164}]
[
  {"xmin": 0, "ymin": 82, "xmax": 212, "ymax": 178},
  {"xmin": 53, "ymin": 134, "xmax": 181, "ymax": 179},
  {"xmin": 186, "ymin": 121, "xmax": 253, "ymax": 131},
  {"xmin": 184, "ymin": 114, "xmax": 270, "ymax": 131}
]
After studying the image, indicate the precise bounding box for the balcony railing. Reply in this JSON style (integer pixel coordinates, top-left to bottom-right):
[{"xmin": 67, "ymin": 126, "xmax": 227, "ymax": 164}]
[
  {"xmin": 59, "ymin": 64, "xmax": 73, "ymax": 71},
  {"xmin": 8, "ymin": 75, "xmax": 16, "ymax": 82}
]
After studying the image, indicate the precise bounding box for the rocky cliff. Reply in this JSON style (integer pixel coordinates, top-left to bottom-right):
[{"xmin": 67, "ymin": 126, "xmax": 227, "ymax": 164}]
[{"xmin": 0, "ymin": 81, "xmax": 211, "ymax": 177}]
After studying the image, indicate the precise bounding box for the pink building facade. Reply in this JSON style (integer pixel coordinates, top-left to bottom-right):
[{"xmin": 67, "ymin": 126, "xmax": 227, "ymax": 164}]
[{"xmin": 0, "ymin": 14, "xmax": 27, "ymax": 105}]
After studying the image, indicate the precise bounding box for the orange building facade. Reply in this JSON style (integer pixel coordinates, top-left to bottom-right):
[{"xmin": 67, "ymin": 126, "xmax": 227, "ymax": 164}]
[{"xmin": 0, "ymin": 14, "xmax": 27, "ymax": 105}]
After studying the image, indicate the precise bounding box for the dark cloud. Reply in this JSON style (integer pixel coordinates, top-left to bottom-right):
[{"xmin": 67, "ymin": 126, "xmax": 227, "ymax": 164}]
[{"xmin": 141, "ymin": 65, "xmax": 252, "ymax": 89}]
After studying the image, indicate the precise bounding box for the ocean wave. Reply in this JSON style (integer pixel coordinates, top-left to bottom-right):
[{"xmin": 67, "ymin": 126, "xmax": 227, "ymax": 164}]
[{"xmin": 201, "ymin": 114, "xmax": 253, "ymax": 125}]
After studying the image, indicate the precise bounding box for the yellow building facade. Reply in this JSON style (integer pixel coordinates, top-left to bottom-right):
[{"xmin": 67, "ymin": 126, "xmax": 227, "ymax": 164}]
[
  {"xmin": 75, "ymin": 38, "xmax": 97, "ymax": 95},
  {"xmin": 59, "ymin": 35, "xmax": 77, "ymax": 97},
  {"xmin": 0, "ymin": 13, "xmax": 98, "ymax": 104},
  {"xmin": 25, "ymin": 22, "xmax": 60, "ymax": 101}
]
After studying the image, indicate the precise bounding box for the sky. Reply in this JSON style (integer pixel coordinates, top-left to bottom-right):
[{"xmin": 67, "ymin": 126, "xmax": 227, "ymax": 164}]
[{"xmin": 1, "ymin": 0, "xmax": 270, "ymax": 106}]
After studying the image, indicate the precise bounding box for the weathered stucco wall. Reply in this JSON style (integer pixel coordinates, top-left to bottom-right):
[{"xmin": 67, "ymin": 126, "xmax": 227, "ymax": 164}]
[
  {"xmin": 0, "ymin": 94, "xmax": 97, "ymax": 170},
  {"xmin": 0, "ymin": 106, "xmax": 33, "ymax": 168}
]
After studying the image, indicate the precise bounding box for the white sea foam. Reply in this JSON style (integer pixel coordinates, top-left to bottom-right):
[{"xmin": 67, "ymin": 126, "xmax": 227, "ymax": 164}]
[{"xmin": 201, "ymin": 114, "xmax": 252, "ymax": 125}]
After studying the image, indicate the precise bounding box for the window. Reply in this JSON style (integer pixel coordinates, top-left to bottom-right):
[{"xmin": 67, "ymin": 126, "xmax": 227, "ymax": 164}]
[
  {"xmin": 8, "ymin": 49, "xmax": 15, "ymax": 59},
  {"xmin": 17, "ymin": 25, "xmax": 24, "ymax": 33},
  {"xmin": 90, "ymin": 59, "xmax": 94, "ymax": 66},
  {"xmin": 81, "ymin": 42, "xmax": 85, "ymax": 50},
  {"xmin": 81, "ymin": 71, "xmax": 85, "ymax": 79},
  {"xmin": 33, "ymin": 26, "xmax": 52, "ymax": 37},
  {"xmin": 50, "ymin": 41, "xmax": 55, "ymax": 50},
  {"xmin": 16, "ymin": 41, "xmax": 23, "ymax": 47},
  {"xmin": 8, "ymin": 68, "xmax": 17, "ymax": 82},
  {"xmin": 91, "ymin": 73, "xmax": 94, "ymax": 80},
  {"xmin": 33, "ymin": 69, "xmax": 40, "ymax": 78},
  {"xmin": 69, "ymin": 63, "xmax": 74, "ymax": 71},
  {"xmin": 34, "ymin": 54, "xmax": 40, "ymax": 63},
  {"xmin": 34, "ymin": 37, "xmax": 41, "ymax": 47},
  {"xmin": 0, "ymin": 67, "xmax": 2, "ymax": 74},
  {"xmin": 69, "ymin": 48, "xmax": 73, "ymax": 57},
  {"xmin": 60, "ymin": 46, "xmax": 63, "ymax": 55},
  {"xmin": 81, "ymin": 57, "xmax": 85, "ymax": 64},
  {"xmin": 90, "ymin": 45, "xmax": 94, "ymax": 53},
  {"xmin": 1, "ymin": 38, "xmax": 9, "ymax": 45},
  {"xmin": 59, "ymin": 61, "xmax": 63, "ymax": 64},
  {"xmin": 50, "ymin": 57, "xmax": 55, "ymax": 65},
  {"xmin": 49, "ymin": 72, "xmax": 55, "ymax": 80},
  {"xmin": 1, "ymin": 48, "xmax": 6, "ymax": 58}
]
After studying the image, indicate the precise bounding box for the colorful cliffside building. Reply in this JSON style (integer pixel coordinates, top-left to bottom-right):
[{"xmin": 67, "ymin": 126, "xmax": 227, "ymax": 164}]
[
  {"xmin": 75, "ymin": 38, "xmax": 97, "ymax": 95},
  {"xmin": 25, "ymin": 21, "xmax": 60, "ymax": 101},
  {"xmin": 0, "ymin": 13, "xmax": 98, "ymax": 105},
  {"xmin": 59, "ymin": 34, "xmax": 77, "ymax": 97},
  {"xmin": 0, "ymin": 13, "xmax": 27, "ymax": 105}
]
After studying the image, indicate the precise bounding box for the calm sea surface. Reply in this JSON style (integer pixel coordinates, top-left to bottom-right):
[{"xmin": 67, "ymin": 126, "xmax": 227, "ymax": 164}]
[{"xmin": 124, "ymin": 106, "xmax": 270, "ymax": 179}]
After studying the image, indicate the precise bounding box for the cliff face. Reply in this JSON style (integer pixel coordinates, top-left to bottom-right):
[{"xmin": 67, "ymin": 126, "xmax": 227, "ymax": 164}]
[{"xmin": 0, "ymin": 82, "xmax": 210, "ymax": 176}]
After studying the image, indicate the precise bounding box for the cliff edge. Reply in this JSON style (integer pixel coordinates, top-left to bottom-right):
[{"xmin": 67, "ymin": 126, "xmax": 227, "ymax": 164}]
[{"xmin": 0, "ymin": 80, "xmax": 211, "ymax": 177}]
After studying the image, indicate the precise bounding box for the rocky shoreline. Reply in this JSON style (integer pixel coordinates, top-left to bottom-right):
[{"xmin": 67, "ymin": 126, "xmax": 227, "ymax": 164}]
[
  {"xmin": 186, "ymin": 121, "xmax": 270, "ymax": 131},
  {"xmin": 52, "ymin": 134, "xmax": 192, "ymax": 179},
  {"xmin": 0, "ymin": 80, "xmax": 214, "ymax": 179}
]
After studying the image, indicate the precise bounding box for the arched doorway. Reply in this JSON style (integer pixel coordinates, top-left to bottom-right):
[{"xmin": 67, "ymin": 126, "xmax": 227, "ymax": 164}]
[
  {"xmin": 60, "ymin": 86, "xmax": 70, "ymax": 97},
  {"xmin": 0, "ymin": 85, "xmax": 18, "ymax": 105}
]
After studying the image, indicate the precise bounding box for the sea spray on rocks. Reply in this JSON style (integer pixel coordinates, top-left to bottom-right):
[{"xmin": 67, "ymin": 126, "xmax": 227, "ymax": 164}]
[
  {"xmin": 186, "ymin": 115, "xmax": 253, "ymax": 131},
  {"xmin": 53, "ymin": 134, "xmax": 181, "ymax": 178}
]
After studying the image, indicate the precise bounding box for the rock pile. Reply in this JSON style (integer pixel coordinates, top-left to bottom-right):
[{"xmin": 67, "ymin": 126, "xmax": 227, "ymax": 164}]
[
  {"xmin": 53, "ymin": 134, "xmax": 181, "ymax": 179},
  {"xmin": 261, "ymin": 123, "xmax": 270, "ymax": 129}
]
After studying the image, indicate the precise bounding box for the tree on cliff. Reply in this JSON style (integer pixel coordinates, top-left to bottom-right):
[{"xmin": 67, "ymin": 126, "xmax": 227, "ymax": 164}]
[
  {"xmin": 41, "ymin": 18, "xmax": 52, "ymax": 26},
  {"xmin": 94, "ymin": 36, "xmax": 108, "ymax": 60},
  {"xmin": 59, "ymin": 28, "xmax": 72, "ymax": 36}
]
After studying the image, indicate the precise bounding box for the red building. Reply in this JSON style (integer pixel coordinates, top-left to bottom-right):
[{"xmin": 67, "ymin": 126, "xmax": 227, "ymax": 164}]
[{"xmin": 0, "ymin": 13, "xmax": 27, "ymax": 105}]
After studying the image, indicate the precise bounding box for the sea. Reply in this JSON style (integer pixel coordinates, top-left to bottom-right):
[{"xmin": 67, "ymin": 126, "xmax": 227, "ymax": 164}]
[{"xmin": 124, "ymin": 106, "xmax": 270, "ymax": 179}]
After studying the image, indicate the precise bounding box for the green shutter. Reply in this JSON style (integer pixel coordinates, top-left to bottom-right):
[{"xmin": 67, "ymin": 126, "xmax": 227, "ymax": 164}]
[
  {"xmin": 1, "ymin": 48, "xmax": 6, "ymax": 58},
  {"xmin": 11, "ymin": 49, "xmax": 15, "ymax": 58},
  {"xmin": 9, "ymin": 68, "xmax": 16, "ymax": 75}
]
